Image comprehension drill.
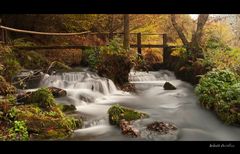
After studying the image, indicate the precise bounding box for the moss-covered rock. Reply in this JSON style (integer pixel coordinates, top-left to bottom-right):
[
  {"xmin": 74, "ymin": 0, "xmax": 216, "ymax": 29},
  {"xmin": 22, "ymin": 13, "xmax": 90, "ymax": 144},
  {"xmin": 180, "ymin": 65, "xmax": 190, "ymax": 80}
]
[
  {"xmin": 108, "ymin": 104, "xmax": 149, "ymax": 126},
  {"xmin": 17, "ymin": 87, "xmax": 66, "ymax": 104},
  {"xmin": 28, "ymin": 88, "xmax": 56, "ymax": 110},
  {"xmin": 7, "ymin": 104, "xmax": 82, "ymax": 140}
]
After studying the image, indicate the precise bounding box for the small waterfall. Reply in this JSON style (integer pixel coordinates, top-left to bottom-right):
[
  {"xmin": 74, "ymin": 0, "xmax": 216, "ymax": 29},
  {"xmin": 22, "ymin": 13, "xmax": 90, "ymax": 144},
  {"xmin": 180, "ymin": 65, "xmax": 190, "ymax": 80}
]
[
  {"xmin": 129, "ymin": 72, "xmax": 157, "ymax": 81},
  {"xmin": 40, "ymin": 72, "xmax": 117, "ymax": 95},
  {"xmin": 129, "ymin": 70, "xmax": 176, "ymax": 82},
  {"xmin": 39, "ymin": 72, "xmax": 119, "ymax": 106}
]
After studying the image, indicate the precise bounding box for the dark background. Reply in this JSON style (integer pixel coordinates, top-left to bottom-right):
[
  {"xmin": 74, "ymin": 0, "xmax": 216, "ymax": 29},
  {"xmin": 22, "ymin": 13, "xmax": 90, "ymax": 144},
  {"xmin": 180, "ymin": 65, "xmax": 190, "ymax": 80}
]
[{"xmin": 0, "ymin": 0, "xmax": 240, "ymax": 153}]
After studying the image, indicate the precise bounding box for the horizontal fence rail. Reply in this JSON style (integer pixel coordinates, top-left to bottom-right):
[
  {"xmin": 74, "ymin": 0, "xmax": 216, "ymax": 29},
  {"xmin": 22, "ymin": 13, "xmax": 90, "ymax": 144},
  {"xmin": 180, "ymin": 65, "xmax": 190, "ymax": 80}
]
[
  {"xmin": 0, "ymin": 25, "xmax": 171, "ymax": 57},
  {"xmin": 0, "ymin": 25, "xmax": 90, "ymax": 36}
]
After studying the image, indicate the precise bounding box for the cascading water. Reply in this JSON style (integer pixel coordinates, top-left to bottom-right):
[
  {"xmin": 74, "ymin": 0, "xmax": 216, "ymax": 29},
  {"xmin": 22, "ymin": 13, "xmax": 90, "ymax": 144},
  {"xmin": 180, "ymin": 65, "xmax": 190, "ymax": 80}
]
[{"xmin": 37, "ymin": 69, "xmax": 240, "ymax": 141}]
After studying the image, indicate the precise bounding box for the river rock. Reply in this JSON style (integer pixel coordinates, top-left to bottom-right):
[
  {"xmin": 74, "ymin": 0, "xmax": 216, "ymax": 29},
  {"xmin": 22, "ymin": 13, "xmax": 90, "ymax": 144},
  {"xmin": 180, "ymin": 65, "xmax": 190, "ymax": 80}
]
[
  {"xmin": 163, "ymin": 82, "xmax": 176, "ymax": 90},
  {"xmin": 48, "ymin": 87, "xmax": 67, "ymax": 98},
  {"xmin": 147, "ymin": 121, "xmax": 177, "ymax": 135},
  {"xmin": 79, "ymin": 94, "xmax": 95, "ymax": 103},
  {"xmin": 120, "ymin": 119, "xmax": 140, "ymax": 137},
  {"xmin": 131, "ymin": 119, "xmax": 179, "ymax": 140}
]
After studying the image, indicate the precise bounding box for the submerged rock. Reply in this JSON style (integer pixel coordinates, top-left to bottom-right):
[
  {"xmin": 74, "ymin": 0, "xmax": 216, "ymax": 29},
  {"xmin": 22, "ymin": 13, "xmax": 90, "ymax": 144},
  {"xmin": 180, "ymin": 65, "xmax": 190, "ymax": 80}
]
[
  {"xmin": 147, "ymin": 121, "xmax": 177, "ymax": 135},
  {"xmin": 79, "ymin": 95, "xmax": 95, "ymax": 103},
  {"xmin": 163, "ymin": 82, "xmax": 176, "ymax": 90},
  {"xmin": 48, "ymin": 87, "xmax": 67, "ymax": 98},
  {"xmin": 131, "ymin": 119, "xmax": 179, "ymax": 140}
]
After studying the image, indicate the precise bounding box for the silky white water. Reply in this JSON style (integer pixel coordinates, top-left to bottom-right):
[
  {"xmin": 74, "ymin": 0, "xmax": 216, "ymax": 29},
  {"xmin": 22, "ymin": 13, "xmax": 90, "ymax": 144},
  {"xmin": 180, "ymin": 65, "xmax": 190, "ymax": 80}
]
[{"xmin": 38, "ymin": 69, "xmax": 240, "ymax": 141}]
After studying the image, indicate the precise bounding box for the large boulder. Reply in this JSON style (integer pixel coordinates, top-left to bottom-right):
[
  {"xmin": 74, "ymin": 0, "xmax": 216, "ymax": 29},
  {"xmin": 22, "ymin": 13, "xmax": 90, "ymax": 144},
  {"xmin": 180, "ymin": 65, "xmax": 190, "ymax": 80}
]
[{"xmin": 163, "ymin": 82, "xmax": 176, "ymax": 90}]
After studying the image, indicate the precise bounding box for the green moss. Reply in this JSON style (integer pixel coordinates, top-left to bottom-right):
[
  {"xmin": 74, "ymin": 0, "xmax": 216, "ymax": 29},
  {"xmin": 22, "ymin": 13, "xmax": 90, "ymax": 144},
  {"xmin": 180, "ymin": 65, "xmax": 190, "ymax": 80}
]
[
  {"xmin": 58, "ymin": 104, "xmax": 76, "ymax": 112},
  {"xmin": 7, "ymin": 120, "xmax": 29, "ymax": 141},
  {"xmin": 28, "ymin": 88, "xmax": 56, "ymax": 110},
  {"xmin": 195, "ymin": 69, "xmax": 240, "ymax": 125},
  {"xmin": 108, "ymin": 104, "xmax": 149, "ymax": 126},
  {"xmin": 14, "ymin": 50, "xmax": 49, "ymax": 69},
  {"xmin": 7, "ymin": 104, "xmax": 82, "ymax": 140}
]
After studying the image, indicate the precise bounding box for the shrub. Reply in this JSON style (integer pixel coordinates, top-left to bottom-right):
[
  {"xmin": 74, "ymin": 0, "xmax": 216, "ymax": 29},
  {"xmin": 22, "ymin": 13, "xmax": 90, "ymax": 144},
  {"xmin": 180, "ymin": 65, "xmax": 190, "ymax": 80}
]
[
  {"xmin": 8, "ymin": 120, "xmax": 29, "ymax": 141},
  {"xmin": 195, "ymin": 69, "xmax": 240, "ymax": 125},
  {"xmin": 97, "ymin": 54, "xmax": 133, "ymax": 85},
  {"xmin": 14, "ymin": 50, "xmax": 49, "ymax": 70},
  {"xmin": 83, "ymin": 38, "xmax": 128, "ymax": 70},
  {"xmin": 195, "ymin": 69, "xmax": 239, "ymax": 109}
]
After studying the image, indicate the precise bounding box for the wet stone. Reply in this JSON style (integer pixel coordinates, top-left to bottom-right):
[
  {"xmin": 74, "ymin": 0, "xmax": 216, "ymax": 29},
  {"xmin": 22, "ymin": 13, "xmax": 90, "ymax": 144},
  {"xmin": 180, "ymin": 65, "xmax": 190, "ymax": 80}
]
[
  {"xmin": 119, "ymin": 119, "xmax": 140, "ymax": 138},
  {"xmin": 147, "ymin": 121, "xmax": 177, "ymax": 135},
  {"xmin": 163, "ymin": 82, "xmax": 177, "ymax": 90}
]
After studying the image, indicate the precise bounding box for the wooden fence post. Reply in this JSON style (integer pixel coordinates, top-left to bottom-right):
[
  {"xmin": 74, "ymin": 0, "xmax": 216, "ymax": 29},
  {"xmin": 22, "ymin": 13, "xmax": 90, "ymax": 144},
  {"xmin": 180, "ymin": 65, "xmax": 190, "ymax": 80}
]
[
  {"xmin": 162, "ymin": 34, "xmax": 168, "ymax": 65},
  {"xmin": 163, "ymin": 33, "xmax": 167, "ymax": 47},
  {"xmin": 137, "ymin": 33, "xmax": 142, "ymax": 56}
]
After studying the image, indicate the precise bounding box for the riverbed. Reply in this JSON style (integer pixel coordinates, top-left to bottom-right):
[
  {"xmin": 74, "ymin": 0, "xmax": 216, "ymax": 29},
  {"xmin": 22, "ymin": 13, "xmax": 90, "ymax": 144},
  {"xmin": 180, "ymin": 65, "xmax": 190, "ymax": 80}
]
[{"xmin": 38, "ymin": 69, "xmax": 240, "ymax": 141}]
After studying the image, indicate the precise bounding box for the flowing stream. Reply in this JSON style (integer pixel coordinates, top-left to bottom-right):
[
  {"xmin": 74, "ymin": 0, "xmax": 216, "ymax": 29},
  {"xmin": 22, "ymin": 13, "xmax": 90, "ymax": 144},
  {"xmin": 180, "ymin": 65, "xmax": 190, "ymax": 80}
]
[{"xmin": 38, "ymin": 69, "xmax": 240, "ymax": 141}]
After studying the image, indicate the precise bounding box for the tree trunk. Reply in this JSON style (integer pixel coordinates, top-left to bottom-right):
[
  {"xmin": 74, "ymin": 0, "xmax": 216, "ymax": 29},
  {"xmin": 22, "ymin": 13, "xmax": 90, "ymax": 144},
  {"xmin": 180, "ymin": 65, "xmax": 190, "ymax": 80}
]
[
  {"xmin": 123, "ymin": 14, "xmax": 130, "ymax": 50},
  {"xmin": 171, "ymin": 14, "xmax": 209, "ymax": 60},
  {"xmin": 170, "ymin": 14, "xmax": 189, "ymax": 47},
  {"xmin": 191, "ymin": 14, "xmax": 209, "ymax": 50}
]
